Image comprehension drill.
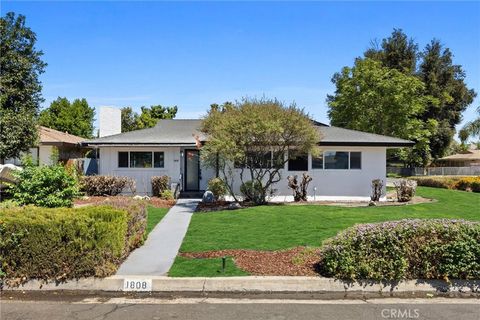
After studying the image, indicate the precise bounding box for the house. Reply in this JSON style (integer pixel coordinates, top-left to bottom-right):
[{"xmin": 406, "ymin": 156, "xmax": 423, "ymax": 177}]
[
  {"xmin": 5, "ymin": 126, "xmax": 90, "ymax": 166},
  {"xmin": 83, "ymin": 118, "xmax": 413, "ymax": 201},
  {"xmin": 436, "ymin": 147, "xmax": 480, "ymax": 167}
]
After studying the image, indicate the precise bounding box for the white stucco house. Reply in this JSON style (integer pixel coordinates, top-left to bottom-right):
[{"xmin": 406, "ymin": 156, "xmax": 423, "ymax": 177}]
[{"xmin": 83, "ymin": 116, "xmax": 413, "ymax": 201}]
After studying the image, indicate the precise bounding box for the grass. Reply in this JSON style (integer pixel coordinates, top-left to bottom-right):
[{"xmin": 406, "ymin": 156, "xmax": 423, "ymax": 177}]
[
  {"xmin": 169, "ymin": 256, "xmax": 249, "ymax": 277},
  {"xmin": 146, "ymin": 206, "xmax": 169, "ymax": 235},
  {"xmin": 179, "ymin": 187, "xmax": 480, "ymax": 252}
]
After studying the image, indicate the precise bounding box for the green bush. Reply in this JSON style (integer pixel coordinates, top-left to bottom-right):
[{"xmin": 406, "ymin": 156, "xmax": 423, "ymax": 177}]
[
  {"xmin": 94, "ymin": 198, "xmax": 148, "ymax": 253},
  {"xmin": 81, "ymin": 176, "xmax": 136, "ymax": 196},
  {"xmin": 240, "ymin": 180, "xmax": 264, "ymax": 202},
  {"xmin": 0, "ymin": 206, "xmax": 129, "ymax": 284},
  {"xmin": 319, "ymin": 219, "xmax": 480, "ymax": 281},
  {"xmin": 160, "ymin": 189, "xmax": 174, "ymax": 200},
  {"xmin": 207, "ymin": 178, "xmax": 227, "ymax": 200},
  {"xmin": 10, "ymin": 164, "xmax": 80, "ymax": 207},
  {"xmin": 151, "ymin": 175, "xmax": 170, "ymax": 197}
]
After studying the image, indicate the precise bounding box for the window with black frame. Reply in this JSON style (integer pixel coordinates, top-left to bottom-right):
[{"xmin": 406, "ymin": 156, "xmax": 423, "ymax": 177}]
[
  {"xmin": 288, "ymin": 152, "xmax": 308, "ymax": 171},
  {"xmin": 324, "ymin": 151, "xmax": 349, "ymax": 169},
  {"xmin": 130, "ymin": 152, "xmax": 153, "ymax": 168}
]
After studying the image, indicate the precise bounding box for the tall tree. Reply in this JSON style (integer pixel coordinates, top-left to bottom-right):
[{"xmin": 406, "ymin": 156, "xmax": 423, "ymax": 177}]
[
  {"xmin": 327, "ymin": 58, "xmax": 436, "ymax": 167},
  {"xmin": 0, "ymin": 12, "xmax": 46, "ymax": 162},
  {"xmin": 120, "ymin": 105, "xmax": 177, "ymax": 132},
  {"xmin": 418, "ymin": 40, "xmax": 477, "ymax": 158},
  {"xmin": 39, "ymin": 97, "xmax": 95, "ymax": 138},
  {"xmin": 364, "ymin": 28, "xmax": 418, "ymax": 74}
]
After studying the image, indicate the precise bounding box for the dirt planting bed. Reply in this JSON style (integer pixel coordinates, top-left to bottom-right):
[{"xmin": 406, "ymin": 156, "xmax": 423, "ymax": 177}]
[{"xmin": 74, "ymin": 196, "xmax": 175, "ymax": 208}]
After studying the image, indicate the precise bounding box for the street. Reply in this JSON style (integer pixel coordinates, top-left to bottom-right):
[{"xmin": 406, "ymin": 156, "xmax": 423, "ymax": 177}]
[{"xmin": 1, "ymin": 294, "xmax": 479, "ymax": 320}]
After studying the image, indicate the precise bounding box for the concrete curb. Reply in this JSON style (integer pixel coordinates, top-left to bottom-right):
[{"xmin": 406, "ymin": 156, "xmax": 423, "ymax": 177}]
[{"xmin": 3, "ymin": 276, "xmax": 480, "ymax": 294}]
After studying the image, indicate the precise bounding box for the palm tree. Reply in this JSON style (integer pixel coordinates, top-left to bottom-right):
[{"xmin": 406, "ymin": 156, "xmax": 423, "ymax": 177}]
[{"xmin": 459, "ymin": 106, "xmax": 480, "ymax": 144}]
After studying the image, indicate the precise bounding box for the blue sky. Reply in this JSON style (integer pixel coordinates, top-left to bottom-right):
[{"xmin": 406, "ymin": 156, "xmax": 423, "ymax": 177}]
[{"xmin": 3, "ymin": 1, "xmax": 480, "ymax": 131}]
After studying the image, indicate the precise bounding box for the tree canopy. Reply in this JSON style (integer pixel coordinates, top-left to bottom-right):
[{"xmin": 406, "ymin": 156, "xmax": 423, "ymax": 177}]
[
  {"xmin": 39, "ymin": 97, "xmax": 95, "ymax": 138},
  {"xmin": 201, "ymin": 98, "xmax": 320, "ymax": 204},
  {"xmin": 0, "ymin": 12, "xmax": 46, "ymax": 162},
  {"xmin": 328, "ymin": 29, "xmax": 476, "ymax": 165},
  {"xmin": 121, "ymin": 105, "xmax": 177, "ymax": 132}
]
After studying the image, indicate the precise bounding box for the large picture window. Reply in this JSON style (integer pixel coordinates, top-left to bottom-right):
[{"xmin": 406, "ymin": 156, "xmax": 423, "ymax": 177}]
[
  {"xmin": 324, "ymin": 151, "xmax": 349, "ymax": 169},
  {"xmin": 349, "ymin": 152, "xmax": 362, "ymax": 169},
  {"xmin": 118, "ymin": 151, "xmax": 164, "ymax": 168}
]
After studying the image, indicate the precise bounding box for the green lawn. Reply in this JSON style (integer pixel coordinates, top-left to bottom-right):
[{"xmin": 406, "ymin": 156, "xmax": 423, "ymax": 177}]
[
  {"xmin": 169, "ymin": 187, "xmax": 479, "ymax": 276},
  {"xmin": 146, "ymin": 206, "xmax": 170, "ymax": 235},
  {"xmin": 179, "ymin": 187, "xmax": 480, "ymax": 252}
]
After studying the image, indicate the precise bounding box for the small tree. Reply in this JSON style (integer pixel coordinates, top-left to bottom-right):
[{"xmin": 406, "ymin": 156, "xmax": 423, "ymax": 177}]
[
  {"xmin": 201, "ymin": 98, "xmax": 320, "ymax": 205},
  {"xmin": 287, "ymin": 173, "xmax": 312, "ymax": 202}
]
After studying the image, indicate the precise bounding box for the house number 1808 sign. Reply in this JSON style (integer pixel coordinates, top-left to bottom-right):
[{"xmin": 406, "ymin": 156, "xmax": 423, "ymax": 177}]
[{"xmin": 123, "ymin": 279, "xmax": 152, "ymax": 291}]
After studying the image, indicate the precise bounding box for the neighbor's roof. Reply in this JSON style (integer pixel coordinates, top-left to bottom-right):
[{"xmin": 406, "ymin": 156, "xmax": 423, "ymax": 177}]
[
  {"xmin": 40, "ymin": 126, "xmax": 85, "ymax": 146},
  {"xmin": 438, "ymin": 150, "xmax": 480, "ymax": 161},
  {"xmin": 83, "ymin": 119, "xmax": 413, "ymax": 147}
]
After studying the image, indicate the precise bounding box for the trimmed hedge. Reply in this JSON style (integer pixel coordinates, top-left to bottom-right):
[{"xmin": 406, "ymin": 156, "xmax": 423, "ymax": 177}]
[
  {"xmin": 81, "ymin": 176, "xmax": 136, "ymax": 196},
  {"xmin": 319, "ymin": 219, "xmax": 480, "ymax": 281},
  {"xmin": 412, "ymin": 176, "xmax": 480, "ymax": 192},
  {"xmin": 0, "ymin": 199, "xmax": 148, "ymax": 285}
]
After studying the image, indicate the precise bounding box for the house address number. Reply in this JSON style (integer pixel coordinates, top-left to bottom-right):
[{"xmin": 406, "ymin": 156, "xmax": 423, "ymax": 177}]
[{"xmin": 123, "ymin": 279, "xmax": 152, "ymax": 291}]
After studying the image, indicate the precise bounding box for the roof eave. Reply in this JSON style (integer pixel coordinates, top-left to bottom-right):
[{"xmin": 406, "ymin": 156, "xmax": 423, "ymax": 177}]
[{"xmin": 318, "ymin": 141, "xmax": 414, "ymax": 147}]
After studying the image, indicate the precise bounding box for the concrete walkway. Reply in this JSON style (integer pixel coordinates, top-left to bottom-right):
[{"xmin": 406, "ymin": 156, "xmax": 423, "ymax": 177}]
[{"xmin": 116, "ymin": 198, "xmax": 200, "ymax": 276}]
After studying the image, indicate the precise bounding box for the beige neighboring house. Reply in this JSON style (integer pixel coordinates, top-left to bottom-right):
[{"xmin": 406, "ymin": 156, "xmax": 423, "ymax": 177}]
[
  {"xmin": 5, "ymin": 126, "xmax": 88, "ymax": 166},
  {"xmin": 436, "ymin": 146, "xmax": 480, "ymax": 167}
]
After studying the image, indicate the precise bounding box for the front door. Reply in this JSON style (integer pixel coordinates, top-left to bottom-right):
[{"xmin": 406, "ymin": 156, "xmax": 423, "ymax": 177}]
[{"xmin": 184, "ymin": 149, "xmax": 200, "ymax": 191}]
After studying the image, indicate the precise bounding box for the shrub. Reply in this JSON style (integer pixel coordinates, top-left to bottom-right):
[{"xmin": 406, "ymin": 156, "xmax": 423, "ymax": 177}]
[
  {"xmin": 151, "ymin": 175, "xmax": 170, "ymax": 197},
  {"xmin": 240, "ymin": 180, "xmax": 264, "ymax": 202},
  {"xmin": 319, "ymin": 219, "xmax": 480, "ymax": 281},
  {"xmin": 10, "ymin": 164, "xmax": 80, "ymax": 207},
  {"xmin": 370, "ymin": 179, "xmax": 384, "ymax": 202},
  {"xmin": 160, "ymin": 189, "xmax": 174, "ymax": 200},
  {"xmin": 0, "ymin": 206, "xmax": 129, "ymax": 284},
  {"xmin": 81, "ymin": 176, "xmax": 136, "ymax": 196},
  {"xmin": 393, "ymin": 179, "xmax": 417, "ymax": 202},
  {"xmin": 94, "ymin": 198, "xmax": 148, "ymax": 253},
  {"xmin": 454, "ymin": 177, "xmax": 480, "ymax": 193},
  {"xmin": 207, "ymin": 178, "xmax": 227, "ymax": 200}
]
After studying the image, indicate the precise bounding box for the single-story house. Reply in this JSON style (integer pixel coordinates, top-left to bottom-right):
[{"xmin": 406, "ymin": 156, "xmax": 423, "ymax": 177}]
[
  {"xmin": 83, "ymin": 119, "xmax": 413, "ymax": 201},
  {"xmin": 436, "ymin": 148, "xmax": 480, "ymax": 167},
  {"xmin": 5, "ymin": 126, "xmax": 90, "ymax": 166}
]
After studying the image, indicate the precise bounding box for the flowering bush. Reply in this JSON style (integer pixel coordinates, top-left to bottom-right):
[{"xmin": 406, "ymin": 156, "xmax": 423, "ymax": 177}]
[
  {"xmin": 319, "ymin": 219, "xmax": 480, "ymax": 281},
  {"xmin": 454, "ymin": 177, "xmax": 480, "ymax": 193},
  {"xmin": 412, "ymin": 176, "xmax": 480, "ymax": 192}
]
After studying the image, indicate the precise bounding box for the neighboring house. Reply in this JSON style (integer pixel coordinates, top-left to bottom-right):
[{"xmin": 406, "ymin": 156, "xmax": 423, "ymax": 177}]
[
  {"xmin": 5, "ymin": 126, "xmax": 89, "ymax": 166},
  {"xmin": 436, "ymin": 147, "xmax": 480, "ymax": 167},
  {"xmin": 84, "ymin": 119, "xmax": 413, "ymax": 201}
]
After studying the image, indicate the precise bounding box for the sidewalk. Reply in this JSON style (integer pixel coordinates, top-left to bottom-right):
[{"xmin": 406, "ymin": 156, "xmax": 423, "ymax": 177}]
[{"xmin": 116, "ymin": 198, "xmax": 200, "ymax": 276}]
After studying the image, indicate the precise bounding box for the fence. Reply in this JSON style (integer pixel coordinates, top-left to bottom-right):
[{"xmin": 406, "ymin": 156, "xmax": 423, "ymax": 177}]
[{"xmin": 387, "ymin": 166, "xmax": 480, "ymax": 177}]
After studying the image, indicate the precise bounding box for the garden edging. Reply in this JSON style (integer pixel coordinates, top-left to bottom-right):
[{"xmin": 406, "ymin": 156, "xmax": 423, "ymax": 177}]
[{"xmin": 3, "ymin": 276, "xmax": 479, "ymax": 294}]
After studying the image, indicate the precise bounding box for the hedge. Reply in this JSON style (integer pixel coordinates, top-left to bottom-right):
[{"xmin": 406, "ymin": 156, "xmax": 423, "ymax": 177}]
[
  {"xmin": 81, "ymin": 176, "xmax": 136, "ymax": 196},
  {"xmin": 411, "ymin": 176, "xmax": 480, "ymax": 192},
  {"xmin": 318, "ymin": 219, "xmax": 480, "ymax": 281},
  {"xmin": 151, "ymin": 176, "xmax": 170, "ymax": 197},
  {"xmin": 0, "ymin": 199, "xmax": 148, "ymax": 285}
]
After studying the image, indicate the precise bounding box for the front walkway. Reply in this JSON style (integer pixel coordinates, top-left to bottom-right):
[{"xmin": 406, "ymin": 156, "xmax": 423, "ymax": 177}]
[{"xmin": 116, "ymin": 198, "xmax": 200, "ymax": 276}]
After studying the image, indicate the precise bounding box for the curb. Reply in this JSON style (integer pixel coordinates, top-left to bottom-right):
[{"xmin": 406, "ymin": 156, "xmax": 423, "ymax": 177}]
[{"xmin": 3, "ymin": 276, "xmax": 480, "ymax": 294}]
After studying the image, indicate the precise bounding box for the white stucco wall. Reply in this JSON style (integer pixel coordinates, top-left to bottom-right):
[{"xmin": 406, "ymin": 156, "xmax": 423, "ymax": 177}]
[
  {"xmin": 227, "ymin": 146, "xmax": 387, "ymax": 201},
  {"xmin": 98, "ymin": 146, "xmax": 182, "ymax": 195},
  {"xmin": 97, "ymin": 146, "xmax": 386, "ymax": 200}
]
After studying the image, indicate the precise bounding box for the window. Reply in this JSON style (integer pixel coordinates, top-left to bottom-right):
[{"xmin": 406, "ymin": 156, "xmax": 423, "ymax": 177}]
[
  {"xmin": 154, "ymin": 152, "xmax": 164, "ymax": 168},
  {"xmin": 118, "ymin": 152, "xmax": 129, "ymax": 168},
  {"xmin": 288, "ymin": 153, "xmax": 308, "ymax": 171},
  {"xmin": 312, "ymin": 153, "xmax": 323, "ymax": 169},
  {"xmin": 130, "ymin": 152, "xmax": 153, "ymax": 168},
  {"xmin": 324, "ymin": 151, "xmax": 349, "ymax": 169},
  {"xmin": 350, "ymin": 152, "xmax": 361, "ymax": 169}
]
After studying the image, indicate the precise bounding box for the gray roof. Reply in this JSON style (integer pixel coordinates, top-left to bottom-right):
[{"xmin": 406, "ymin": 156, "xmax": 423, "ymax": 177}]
[{"xmin": 84, "ymin": 119, "xmax": 413, "ymax": 147}]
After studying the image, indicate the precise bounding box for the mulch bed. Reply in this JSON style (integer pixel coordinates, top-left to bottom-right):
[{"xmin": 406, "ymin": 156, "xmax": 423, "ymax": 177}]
[
  {"xmin": 180, "ymin": 246, "xmax": 321, "ymax": 276},
  {"xmin": 74, "ymin": 196, "xmax": 175, "ymax": 208}
]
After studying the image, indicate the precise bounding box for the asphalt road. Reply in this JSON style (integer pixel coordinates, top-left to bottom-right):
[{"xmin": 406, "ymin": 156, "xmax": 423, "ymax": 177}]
[{"xmin": 1, "ymin": 296, "xmax": 479, "ymax": 320}]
